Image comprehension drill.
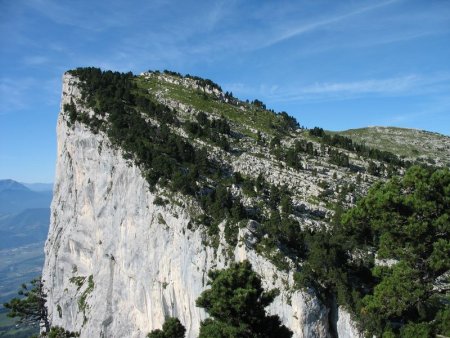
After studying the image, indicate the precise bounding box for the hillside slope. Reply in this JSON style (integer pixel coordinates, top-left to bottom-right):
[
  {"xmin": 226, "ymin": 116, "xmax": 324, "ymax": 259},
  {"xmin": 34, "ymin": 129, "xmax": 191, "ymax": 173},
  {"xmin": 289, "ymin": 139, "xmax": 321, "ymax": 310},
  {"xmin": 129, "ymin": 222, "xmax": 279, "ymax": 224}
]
[
  {"xmin": 336, "ymin": 126, "xmax": 450, "ymax": 167},
  {"xmin": 42, "ymin": 68, "xmax": 448, "ymax": 338}
]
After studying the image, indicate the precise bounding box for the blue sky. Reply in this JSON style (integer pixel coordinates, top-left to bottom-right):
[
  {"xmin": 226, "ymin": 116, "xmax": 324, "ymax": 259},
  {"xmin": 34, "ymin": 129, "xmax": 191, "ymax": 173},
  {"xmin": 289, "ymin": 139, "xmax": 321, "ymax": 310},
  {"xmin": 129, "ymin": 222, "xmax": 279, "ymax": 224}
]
[{"xmin": 1, "ymin": 0, "xmax": 450, "ymax": 182}]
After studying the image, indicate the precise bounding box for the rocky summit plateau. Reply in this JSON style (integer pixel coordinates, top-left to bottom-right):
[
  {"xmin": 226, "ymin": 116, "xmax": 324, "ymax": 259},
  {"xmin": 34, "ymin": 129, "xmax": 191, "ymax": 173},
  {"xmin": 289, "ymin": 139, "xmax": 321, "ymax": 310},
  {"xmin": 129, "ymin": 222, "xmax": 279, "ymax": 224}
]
[{"xmin": 42, "ymin": 68, "xmax": 450, "ymax": 338}]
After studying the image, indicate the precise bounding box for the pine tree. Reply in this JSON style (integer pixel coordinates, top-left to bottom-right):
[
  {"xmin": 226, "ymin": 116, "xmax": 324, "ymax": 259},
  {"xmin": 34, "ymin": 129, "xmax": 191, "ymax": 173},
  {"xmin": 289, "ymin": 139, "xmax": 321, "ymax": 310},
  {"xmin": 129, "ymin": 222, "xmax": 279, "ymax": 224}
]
[
  {"xmin": 196, "ymin": 261, "xmax": 292, "ymax": 338},
  {"xmin": 147, "ymin": 317, "xmax": 186, "ymax": 338},
  {"xmin": 3, "ymin": 277, "xmax": 50, "ymax": 333}
]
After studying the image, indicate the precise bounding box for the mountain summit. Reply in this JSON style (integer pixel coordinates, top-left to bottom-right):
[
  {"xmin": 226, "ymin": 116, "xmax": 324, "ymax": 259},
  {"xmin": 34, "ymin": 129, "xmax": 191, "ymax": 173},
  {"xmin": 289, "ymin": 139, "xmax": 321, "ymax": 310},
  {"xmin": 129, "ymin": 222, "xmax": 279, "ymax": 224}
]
[
  {"xmin": 0, "ymin": 179, "xmax": 30, "ymax": 192},
  {"xmin": 0, "ymin": 179, "xmax": 52, "ymax": 214}
]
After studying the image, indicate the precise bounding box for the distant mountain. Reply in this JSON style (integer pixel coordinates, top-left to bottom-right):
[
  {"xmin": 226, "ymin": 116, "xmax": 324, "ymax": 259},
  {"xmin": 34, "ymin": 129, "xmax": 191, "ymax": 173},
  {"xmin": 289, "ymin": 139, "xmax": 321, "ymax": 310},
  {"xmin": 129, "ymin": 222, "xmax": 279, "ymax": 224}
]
[
  {"xmin": 0, "ymin": 179, "xmax": 51, "ymax": 322},
  {"xmin": 0, "ymin": 179, "xmax": 52, "ymax": 214},
  {"xmin": 22, "ymin": 182, "xmax": 53, "ymax": 192},
  {"xmin": 0, "ymin": 179, "xmax": 29, "ymax": 192}
]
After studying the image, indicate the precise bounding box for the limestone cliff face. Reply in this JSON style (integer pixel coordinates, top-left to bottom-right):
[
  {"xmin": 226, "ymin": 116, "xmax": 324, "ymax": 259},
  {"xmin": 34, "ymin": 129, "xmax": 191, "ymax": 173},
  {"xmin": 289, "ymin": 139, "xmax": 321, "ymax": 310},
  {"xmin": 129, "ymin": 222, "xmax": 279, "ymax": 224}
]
[{"xmin": 43, "ymin": 74, "xmax": 361, "ymax": 338}]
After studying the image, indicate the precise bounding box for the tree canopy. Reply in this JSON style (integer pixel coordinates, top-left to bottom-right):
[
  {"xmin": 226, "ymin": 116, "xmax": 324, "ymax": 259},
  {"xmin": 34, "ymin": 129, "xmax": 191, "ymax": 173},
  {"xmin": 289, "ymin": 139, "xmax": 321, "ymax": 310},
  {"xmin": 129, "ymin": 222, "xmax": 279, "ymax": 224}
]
[
  {"xmin": 147, "ymin": 317, "xmax": 186, "ymax": 338},
  {"xmin": 3, "ymin": 277, "xmax": 50, "ymax": 333},
  {"xmin": 297, "ymin": 166, "xmax": 450, "ymax": 337},
  {"xmin": 4, "ymin": 277, "xmax": 80, "ymax": 337},
  {"xmin": 196, "ymin": 260, "xmax": 292, "ymax": 338},
  {"xmin": 343, "ymin": 165, "xmax": 450, "ymax": 336}
]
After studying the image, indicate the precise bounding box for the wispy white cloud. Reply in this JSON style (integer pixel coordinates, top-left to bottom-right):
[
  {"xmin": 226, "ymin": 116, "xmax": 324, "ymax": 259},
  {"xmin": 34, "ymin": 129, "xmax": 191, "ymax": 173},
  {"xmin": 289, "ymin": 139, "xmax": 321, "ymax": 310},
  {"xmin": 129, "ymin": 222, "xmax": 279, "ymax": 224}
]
[
  {"xmin": 299, "ymin": 75, "xmax": 419, "ymax": 94},
  {"xmin": 230, "ymin": 0, "xmax": 449, "ymax": 57},
  {"xmin": 0, "ymin": 77, "xmax": 61, "ymax": 114},
  {"xmin": 261, "ymin": 73, "xmax": 450, "ymax": 103},
  {"xmin": 26, "ymin": 0, "xmax": 169, "ymax": 32},
  {"xmin": 382, "ymin": 95, "xmax": 450, "ymax": 127},
  {"xmin": 258, "ymin": 0, "xmax": 400, "ymax": 49},
  {"xmin": 23, "ymin": 55, "xmax": 49, "ymax": 66},
  {"xmin": 386, "ymin": 111, "xmax": 431, "ymax": 124},
  {"xmin": 11, "ymin": 0, "xmax": 445, "ymax": 75},
  {"xmin": 204, "ymin": 0, "xmax": 230, "ymax": 30},
  {"xmin": 0, "ymin": 78, "xmax": 36, "ymax": 113}
]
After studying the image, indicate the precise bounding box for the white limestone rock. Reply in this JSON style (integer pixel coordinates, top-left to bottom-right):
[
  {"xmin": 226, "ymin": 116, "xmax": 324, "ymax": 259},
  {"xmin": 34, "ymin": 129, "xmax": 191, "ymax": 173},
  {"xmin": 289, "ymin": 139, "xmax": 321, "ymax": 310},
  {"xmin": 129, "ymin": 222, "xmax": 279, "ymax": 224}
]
[
  {"xmin": 43, "ymin": 73, "xmax": 362, "ymax": 338},
  {"xmin": 336, "ymin": 308, "xmax": 363, "ymax": 338}
]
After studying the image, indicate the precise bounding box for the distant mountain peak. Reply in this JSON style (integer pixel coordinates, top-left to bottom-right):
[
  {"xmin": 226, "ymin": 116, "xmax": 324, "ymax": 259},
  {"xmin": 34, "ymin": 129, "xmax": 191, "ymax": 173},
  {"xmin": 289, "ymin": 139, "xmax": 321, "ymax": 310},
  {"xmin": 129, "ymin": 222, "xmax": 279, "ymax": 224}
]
[{"xmin": 0, "ymin": 179, "xmax": 30, "ymax": 192}]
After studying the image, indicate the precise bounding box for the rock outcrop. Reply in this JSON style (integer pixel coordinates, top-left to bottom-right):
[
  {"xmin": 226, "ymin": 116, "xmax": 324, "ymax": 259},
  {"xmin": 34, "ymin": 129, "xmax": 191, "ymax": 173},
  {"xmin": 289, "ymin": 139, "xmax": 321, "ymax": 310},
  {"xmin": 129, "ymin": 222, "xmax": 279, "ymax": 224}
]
[{"xmin": 43, "ymin": 73, "xmax": 364, "ymax": 338}]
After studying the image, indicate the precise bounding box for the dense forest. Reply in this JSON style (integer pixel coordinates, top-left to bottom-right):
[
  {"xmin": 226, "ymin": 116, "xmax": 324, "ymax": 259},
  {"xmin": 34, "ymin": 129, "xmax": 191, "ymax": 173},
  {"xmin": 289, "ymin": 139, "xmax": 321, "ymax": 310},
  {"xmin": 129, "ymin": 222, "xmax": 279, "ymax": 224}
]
[{"xmin": 298, "ymin": 165, "xmax": 450, "ymax": 337}]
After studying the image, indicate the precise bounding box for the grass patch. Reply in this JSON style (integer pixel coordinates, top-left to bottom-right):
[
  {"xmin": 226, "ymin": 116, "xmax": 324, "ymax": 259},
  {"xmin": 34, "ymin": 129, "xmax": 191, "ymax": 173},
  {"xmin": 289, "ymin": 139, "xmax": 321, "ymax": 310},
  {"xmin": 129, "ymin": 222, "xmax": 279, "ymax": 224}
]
[{"xmin": 135, "ymin": 75, "xmax": 290, "ymax": 136}]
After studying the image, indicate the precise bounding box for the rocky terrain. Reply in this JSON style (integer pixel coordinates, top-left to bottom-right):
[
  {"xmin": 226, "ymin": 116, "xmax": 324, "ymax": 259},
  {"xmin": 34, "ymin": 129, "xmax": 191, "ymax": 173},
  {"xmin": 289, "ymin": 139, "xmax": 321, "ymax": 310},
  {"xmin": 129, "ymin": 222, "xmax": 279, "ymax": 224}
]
[
  {"xmin": 336, "ymin": 126, "xmax": 450, "ymax": 167},
  {"xmin": 42, "ymin": 69, "xmax": 449, "ymax": 338}
]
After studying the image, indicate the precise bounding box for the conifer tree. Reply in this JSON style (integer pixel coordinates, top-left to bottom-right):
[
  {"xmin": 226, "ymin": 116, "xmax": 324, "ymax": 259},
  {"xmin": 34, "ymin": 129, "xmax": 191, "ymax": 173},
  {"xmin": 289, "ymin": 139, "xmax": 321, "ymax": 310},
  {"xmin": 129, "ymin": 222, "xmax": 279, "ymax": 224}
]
[
  {"xmin": 4, "ymin": 277, "xmax": 50, "ymax": 333},
  {"xmin": 196, "ymin": 261, "xmax": 292, "ymax": 338}
]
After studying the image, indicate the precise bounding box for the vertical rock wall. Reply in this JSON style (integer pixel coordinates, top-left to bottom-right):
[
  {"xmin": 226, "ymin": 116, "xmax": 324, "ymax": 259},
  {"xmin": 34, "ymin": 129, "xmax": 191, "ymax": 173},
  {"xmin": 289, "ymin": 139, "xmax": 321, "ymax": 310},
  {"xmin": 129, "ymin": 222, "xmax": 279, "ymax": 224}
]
[{"xmin": 42, "ymin": 74, "xmax": 360, "ymax": 338}]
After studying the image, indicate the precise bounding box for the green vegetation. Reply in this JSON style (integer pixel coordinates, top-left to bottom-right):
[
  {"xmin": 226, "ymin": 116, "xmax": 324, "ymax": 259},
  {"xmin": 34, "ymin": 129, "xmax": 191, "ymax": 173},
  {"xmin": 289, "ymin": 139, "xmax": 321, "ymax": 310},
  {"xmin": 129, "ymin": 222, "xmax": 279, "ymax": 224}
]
[
  {"xmin": 337, "ymin": 126, "xmax": 450, "ymax": 166},
  {"xmin": 3, "ymin": 277, "xmax": 80, "ymax": 337},
  {"xmin": 328, "ymin": 148, "xmax": 350, "ymax": 167},
  {"xmin": 157, "ymin": 69, "xmax": 223, "ymax": 92},
  {"xmin": 65, "ymin": 69, "xmax": 304, "ymax": 255},
  {"xmin": 296, "ymin": 166, "xmax": 450, "ymax": 337},
  {"xmin": 78, "ymin": 275, "xmax": 94, "ymax": 313},
  {"xmin": 185, "ymin": 112, "xmax": 231, "ymax": 151},
  {"xmin": 76, "ymin": 275, "xmax": 94, "ymax": 326},
  {"xmin": 147, "ymin": 317, "xmax": 186, "ymax": 338},
  {"xmin": 136, "ymin": 72, "xmax": 299, "ymax": 136},
  {"xmin": 309, "ymin": 127, "xmax": 408, "ymax": 171},
  {"xmin": 66, "ymin": 67, "xmax": 259, "ymax": 249},
  {"xmin": 3, "ymin": 277, "xmax": 50, "ymax": 333},
  {"xmin": 69, "ymin": 276, "xmax": 86, "ymax": 290},
  {"xmin": 196, "ymin": 261, "xmax": 292, "ymax": 338},
  {"xmin": 46, "ymin": 326, "xmax": 80, "ymax": 337},
  {"xmin": 65, "ymin": 68, "xmax": 449, "ymax": 337}
]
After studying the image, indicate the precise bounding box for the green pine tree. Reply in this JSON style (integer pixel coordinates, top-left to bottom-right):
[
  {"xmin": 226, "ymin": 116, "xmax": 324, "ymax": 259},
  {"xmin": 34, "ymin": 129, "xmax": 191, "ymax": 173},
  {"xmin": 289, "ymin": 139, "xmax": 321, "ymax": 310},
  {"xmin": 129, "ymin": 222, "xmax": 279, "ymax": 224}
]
[
  {"xmin": 196, "ymin": 260, "xmax": 292, "ymax": 338},
  {"xmin": 147, "ymin": 317, "xmax": 186, "ymax": 338}
]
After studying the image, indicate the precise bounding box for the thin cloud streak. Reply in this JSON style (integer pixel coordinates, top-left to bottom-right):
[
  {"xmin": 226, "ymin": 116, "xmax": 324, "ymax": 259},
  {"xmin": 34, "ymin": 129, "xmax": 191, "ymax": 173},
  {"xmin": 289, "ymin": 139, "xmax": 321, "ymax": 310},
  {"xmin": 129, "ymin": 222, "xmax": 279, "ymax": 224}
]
[
  {"xmin": 300, "ymin": 75, "xmax": 420, "ymax": 94},
  {"xmin": 0, "ymin": 77, "xmax": 61, "ymax": 114},
  {"xmin": 26, "ymin": 0, "xmax": 169, "ymax": 32},
  {"xmin": 384, "ymin": 96, "xmax": 450, "ymax": 127},
  {"xmin": 259, "ymin": 0, "xmax": 400, "ymax": 49},
  {"xmin": 0, "ymin": 78, "xmax": 36, "ymax": 113},
  {"xmin": 23, "ymin": 55, "xmax": 50, "ymax": 66},
  {"xmin": 264, "ymin": 73, "xmax": 450, "ymax": 103}
]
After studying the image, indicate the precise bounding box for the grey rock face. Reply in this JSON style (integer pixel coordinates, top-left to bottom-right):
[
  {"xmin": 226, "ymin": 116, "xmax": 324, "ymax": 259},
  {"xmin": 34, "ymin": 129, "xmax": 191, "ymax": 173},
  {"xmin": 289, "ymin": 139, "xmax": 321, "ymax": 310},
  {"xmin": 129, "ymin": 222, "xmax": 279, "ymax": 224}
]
[
  {"xmin": 336, "ymin": 307, "xmax": 362, "ymax": 338},
  {"xmin": 43, "ymin": 74, "xmax": 362, "ymax": 338}
]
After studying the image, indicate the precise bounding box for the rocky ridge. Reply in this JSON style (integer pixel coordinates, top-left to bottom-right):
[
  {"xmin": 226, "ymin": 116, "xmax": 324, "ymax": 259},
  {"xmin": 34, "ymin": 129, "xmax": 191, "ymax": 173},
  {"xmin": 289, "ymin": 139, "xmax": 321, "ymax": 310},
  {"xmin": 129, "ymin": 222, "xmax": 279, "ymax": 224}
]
[
  {"xmin": 43, "ymin": 69, "xmax": 447, "ymax": 337},
  {"xmin": 336, "ymin": 126, "xmax": 450, "ymax": 167}
]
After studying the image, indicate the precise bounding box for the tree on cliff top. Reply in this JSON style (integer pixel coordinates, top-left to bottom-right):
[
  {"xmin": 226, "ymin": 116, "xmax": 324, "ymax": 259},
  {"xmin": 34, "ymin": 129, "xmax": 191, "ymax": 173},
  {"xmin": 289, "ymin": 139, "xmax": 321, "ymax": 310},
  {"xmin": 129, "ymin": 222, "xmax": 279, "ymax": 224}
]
[{"xmin": 196, "ymin": 260, "xmax": 293, "ymax": 338}]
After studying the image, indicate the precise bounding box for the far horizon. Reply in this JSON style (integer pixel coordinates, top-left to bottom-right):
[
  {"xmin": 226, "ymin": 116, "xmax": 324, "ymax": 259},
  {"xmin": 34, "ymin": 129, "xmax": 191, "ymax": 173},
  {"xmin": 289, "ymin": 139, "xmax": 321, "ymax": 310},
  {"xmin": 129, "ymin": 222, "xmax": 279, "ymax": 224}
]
[
  {"xmin": 1, "ymin": 0, "xmax": 450, "ymax": 182},
  {"xmin": 0, "ymin": 179, "xmax": 53, "ymax": 187}
]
